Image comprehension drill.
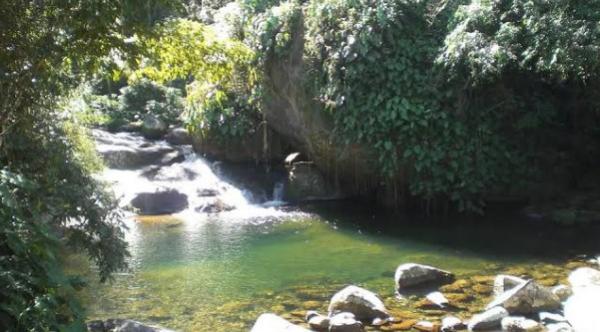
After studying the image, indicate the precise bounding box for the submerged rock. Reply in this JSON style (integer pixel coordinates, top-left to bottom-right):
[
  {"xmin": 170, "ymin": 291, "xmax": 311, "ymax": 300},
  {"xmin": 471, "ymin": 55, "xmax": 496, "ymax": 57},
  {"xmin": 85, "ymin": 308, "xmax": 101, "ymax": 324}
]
[
  {"xmin": 251, "ymin": 313, "xmax": 310, "ymax": 332},
  {"xmin": 131, "ymin": 190, "xmax": 189, "ymax": 215},
  {"xmin": 467, "ymin": 307, "xmax": 508, "ymax": 331},
  {"xmin": 493, "ymin": 275, "xmax": 526, "ymax": 297},
  {"xmin": 413, "ymin": 321, "xmax": 440, "ymax": 332},
  {"xmin": 328, "ymin": 285, "xmax": 389, "ymax": 323},
  {"xmin": 485, "ymin": 280, "xmax": 560, "ymax": 314},
  {"xmin": 500, "ymin": 316, "xmax": 544, "ymax": 331},
  {"xmin": 328, "ymin": 312, "xmax": 364, "ymax": 332},
  {"xmin": 194, "ymin": 198, "xmax": 235, "ymax": 213},
  {"xmin": 394, "ymin": 263, "xmax": 454, "ymax": 290},
  {"xmin": 87, "ymin": 319, "xmax": 174, "ymax": 332}
]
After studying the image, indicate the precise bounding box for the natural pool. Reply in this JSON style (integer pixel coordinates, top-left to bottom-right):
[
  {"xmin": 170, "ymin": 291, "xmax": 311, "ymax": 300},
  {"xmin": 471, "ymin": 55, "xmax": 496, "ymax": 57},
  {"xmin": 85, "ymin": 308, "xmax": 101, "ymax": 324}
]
[{"xmin": 78, "ymin": 203, "xmax": 600, "ymax": 331}]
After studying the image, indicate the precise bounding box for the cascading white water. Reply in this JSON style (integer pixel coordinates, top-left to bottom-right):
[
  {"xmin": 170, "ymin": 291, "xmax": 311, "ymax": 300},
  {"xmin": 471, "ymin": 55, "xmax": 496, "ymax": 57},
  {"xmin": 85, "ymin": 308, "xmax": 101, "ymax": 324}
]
[{"xmin": 93, "ymin": 129, "xmax": 290, "ymax": 221}]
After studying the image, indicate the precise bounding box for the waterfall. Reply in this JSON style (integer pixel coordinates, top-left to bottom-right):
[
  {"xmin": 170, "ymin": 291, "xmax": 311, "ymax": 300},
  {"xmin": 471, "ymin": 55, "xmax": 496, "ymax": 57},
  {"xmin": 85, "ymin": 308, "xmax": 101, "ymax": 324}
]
[{"xmin": 93, "ymin": 129, "xmax": 288, "ymax": 221}]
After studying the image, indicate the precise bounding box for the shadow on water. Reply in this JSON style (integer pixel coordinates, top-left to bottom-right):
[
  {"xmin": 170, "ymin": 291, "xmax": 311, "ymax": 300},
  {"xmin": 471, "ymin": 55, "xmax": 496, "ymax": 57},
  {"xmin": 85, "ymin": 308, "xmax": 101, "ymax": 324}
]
[{"xmin": 299, "ymin": 200, "xmax": 600, "ymax": 261}]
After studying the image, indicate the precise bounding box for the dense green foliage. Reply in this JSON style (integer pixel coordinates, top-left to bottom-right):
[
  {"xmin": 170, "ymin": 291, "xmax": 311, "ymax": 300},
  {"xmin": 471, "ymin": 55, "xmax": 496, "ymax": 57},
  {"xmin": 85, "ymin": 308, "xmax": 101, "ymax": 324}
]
[{"xmin": 0, "ymin": 1, "xmax": 179, "ymax": 330}]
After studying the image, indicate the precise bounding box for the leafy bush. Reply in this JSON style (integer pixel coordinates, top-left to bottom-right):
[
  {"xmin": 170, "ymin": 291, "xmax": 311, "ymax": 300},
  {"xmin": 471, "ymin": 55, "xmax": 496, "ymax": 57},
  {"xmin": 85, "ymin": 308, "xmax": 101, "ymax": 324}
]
[{"xmin": 118, "ymin": 78, "xmax": 184, "ymax": 124}]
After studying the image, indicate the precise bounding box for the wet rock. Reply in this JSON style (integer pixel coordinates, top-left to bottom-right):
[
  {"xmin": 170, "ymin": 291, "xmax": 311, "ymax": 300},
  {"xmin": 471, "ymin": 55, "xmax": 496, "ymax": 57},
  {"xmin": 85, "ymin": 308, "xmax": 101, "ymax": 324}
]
[
  {"xmin": 440, "ymin": 279, "xmax": 472, "ymax": 293},
  {"xmin": 308, "ymin": 314, "xmax": 330, "ymax": 331},
  {"xmin": 441, "ymin": 316, "xmax": 465, "ymax": 332},
  {"xmin": 87, "ymin": 319, "xmax": 174, "ymax": 332},
  {"xmin": 500, "ymin": 316, "xmax": 544, "ymax": 331},
  {"xmin": 539, "ymin": 312, "xmax": 567, "ymax": 324},
  {"xmin": 472, "ymin": 284, "xmax": 493, "ymax": 295},
  {"xmin": 568, "ymin": 267, "xmax": 600, "ymax": 289},
  {"xmin": 328, "ymin": 285, "xmax": 389, "ymax": 323},
  {"xmin": 413, "ymin": 321, "xmax": 440, "ymax": 332},
  {"xmin": 485, "ymin": 280, "xmax": 560, "ymax": 314},
  {"xmin": 165, "ymin": 127, "xmax": 192, "ymax": 145},
  {"xmin": 99, "ymin": 145, "xmax": 177, "ymax": 169},
  {"xmin": 285, "ymin": 162, "xmax": 335, "ymax": 202},
  {"xmin": 493, "ymin": 275, "xmax": 526, "ymax": 297},
  {"xmin": 564, "ymin": 286, "xmax": 600, "ymax": 332},
  {"xmin": 197, "ymin": 188, "xmax": 219, "ymax": 197},
  {"xmin": 328, "ymin": 312, "xmax": 364, "ymax": 332},
  {"xmin": 306, "ymin": 310, "xmax": 320, "ymax": 321},
  {"xmin": 394, "ymin": 263, "xmax": 454, "ymax": 290},
  {"xmin": 195, "ymin": 199, "xmax": 235, "ymax": 213},
  {"xmin": 141, "ymin": 115, "xmax": 168, "ymax": 139},
  {"xmin": 425, "ymin": 291, "xmax": 449, "ymax": 308},
  {"xmin": 467, "ymin": 306, "xmax": 509, "ymax": 331},
  {"xmin": 545, "ymin": 322, "xmax": 574, "ymax": 332},
  {"xmin": 551, "ymin": 285, "xmax": 572, "ymax": 301},
  {"xmin": 131, "ymin": 190, "xmax": 188, "ymax": 215},
  {"xmin": 250, "ymin": 313, "xmax": 310, "ymax": 332}
]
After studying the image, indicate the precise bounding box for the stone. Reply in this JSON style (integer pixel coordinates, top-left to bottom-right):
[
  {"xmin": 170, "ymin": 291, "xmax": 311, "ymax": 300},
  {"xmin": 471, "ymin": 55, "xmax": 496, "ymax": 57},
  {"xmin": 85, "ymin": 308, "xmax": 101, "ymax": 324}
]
[
  {"xmin": 394, "ymin": 263, "xmax": 454, "ymax": 290},
  {"xmin": 539, "ymin": 312, "xmax": 567, "ymax": 324},
  {"xmin": 328, "ymin": 285, "xmax": 389, "ymax": 323},
  {"xmin": 130, "ymin": 190, "xmax": 188, "ymax": 215},
  {"xmin": 545, "ymin": 322, "xmax": 574, "ymax": 332},
  {"xmin": 329, "ymin": 312, "xmax": 364, "ymax": 332},
  {"xmin": 425, "ymin": 291, "xmax": 450, "ymax": 308},
  {"xmin": 250, "ymin": 313, "xmax": 310, "ymax": 332},
  {"xmin": 467, "ymin": 307, "xmax": 509, "ymax": 331},
  {"xmin": 485, "ymin": 280, "xmax": 561, "ymax": 314},
  {"xmin": 165, "ymin": 127, "xmax": 192, "ymax": 145},
  {"xmin": 285, "ymin": 161, "xmax": 336, "ymax": 202},
  {"xmin": 308, "ymin": 314, "xmax": 331, "ymax": 331},
  {"xmin": 87, "ymin": 319, "xmax": 174, "ymax": 332},
  {"xmin": 568, "ymin": 267, "xmax": 600, "ymax": 290},
  {"xmin": 141, "ymin": 114, "xmax": 168, "ymax": 139},
  {"xmin": 197, "ymin": 188, "xmax": 219, "ymax": 197},
  {"xmin": 551, "ymin": 285, "xmax": 572, "ymax": 301},
  {"xmin": 441, "ymin": 316, "xmax": 465, "ymax": 332},
  {"xmin": 306, "ymin": 310, "xmax": 320, "ymax": 321},
  {"xmin": 564, "ymin": 286, "xmax": 600, "ymax": 332},
  {"xmin": 500, "ymin": 316, "xmax": 544, "ymax": 331},
  {"xmin": 414, "ymin": 321, "xmax": 440, "ymax": 332},
  {"xmin": 493, "ymin": 275, "xmax": 526, "ymax": 297},
  {"xmin": 195, "ymin": 199, "xmax": 235, "ymax": 213}
]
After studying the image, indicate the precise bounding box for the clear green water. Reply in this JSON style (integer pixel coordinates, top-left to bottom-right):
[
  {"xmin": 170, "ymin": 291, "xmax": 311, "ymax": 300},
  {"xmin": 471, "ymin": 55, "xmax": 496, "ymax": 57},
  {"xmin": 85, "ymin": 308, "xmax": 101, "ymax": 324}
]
[{"xmin": 80, "ymin": 204, "xmax": 599, "ymax": 331}]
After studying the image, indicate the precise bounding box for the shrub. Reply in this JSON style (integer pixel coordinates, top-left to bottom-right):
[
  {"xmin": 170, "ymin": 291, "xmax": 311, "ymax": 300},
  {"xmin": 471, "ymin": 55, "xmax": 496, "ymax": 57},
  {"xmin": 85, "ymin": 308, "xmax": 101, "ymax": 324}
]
[{"xmin": 118, "ymin": 78, "xmax": 184, "ymax": 124}]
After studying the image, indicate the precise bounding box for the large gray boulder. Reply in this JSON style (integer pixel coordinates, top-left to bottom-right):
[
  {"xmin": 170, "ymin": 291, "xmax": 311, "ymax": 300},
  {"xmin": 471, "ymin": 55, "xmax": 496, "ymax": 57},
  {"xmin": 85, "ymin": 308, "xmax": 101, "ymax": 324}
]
[
  {"xmin": 564, "ymin": 286, "xmax": 600, "ymax": 332},
  {"xmin": 467, "ymin": 306, "xmax": 509, "ymax": 331},
  {"xmin": 141, "ymin": 114, "xmax": 168, "ymax": 139},
  {"xmin": 87, "ymin": 319, "xmax": 174, "ymax": 332},
  {"xmin": 328, "ymin": 285, "xmax": 389, "ymax": 323},
  {"xmin": 500, "ymin": 316, "xmax": 544, "ymax": 332},
  {"xmin": 394, "ymin": 263, "xmax": 454, "ymax": 290},
  {"xmin": 131, "ymin": 190, "xmax": 189, "ymax": 215},
  {"xmin": 251, "ymin": 313, "xmax": 310, "ymax": 332},
  {"xmin": 165, "ymin": 127, "xmax": 192, "ymax": 145},
  {"xmin": 493, "ymin": 275, "xmax": 526, "ymax": 297},
  {"xmin": 568, "ymin": 267, "xmax": 600, "ymax": 289},
  {"xmin": 485, "ymin": 280, "xmax": 560, "ymax": 314}
]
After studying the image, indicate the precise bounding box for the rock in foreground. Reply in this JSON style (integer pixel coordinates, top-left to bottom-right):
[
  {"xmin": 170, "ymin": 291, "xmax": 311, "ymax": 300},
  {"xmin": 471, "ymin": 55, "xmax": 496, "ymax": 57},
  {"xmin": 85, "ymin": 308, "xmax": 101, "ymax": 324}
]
[
  {"xmin": 251, "ymin": 313, "xmax": 310, "ymax": 332},
  {"xmin": 328, "ymin": 285, "xmax": 389, "ymax": 323},
  {"xmin": 468, "ymin": 306, "xmax": 509, "ymax": 331},
  {"xmin": 486, "ymin": 280, "xmax": 560, "ymax": 314},
  {"xmin": 394, "ymin": 263, "xmax": 454, "ymax": 290}
]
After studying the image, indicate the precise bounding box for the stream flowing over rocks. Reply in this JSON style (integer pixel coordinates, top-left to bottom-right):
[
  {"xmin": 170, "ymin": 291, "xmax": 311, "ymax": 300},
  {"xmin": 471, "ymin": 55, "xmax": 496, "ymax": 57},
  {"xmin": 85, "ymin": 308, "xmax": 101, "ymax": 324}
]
[
  {"xmin": 92, "ymin": 129, "xmax": 290, "ymax": 220},
  {"xmin": 89, "ymin": 128, "xmax": 600, "ymax": 332}
]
